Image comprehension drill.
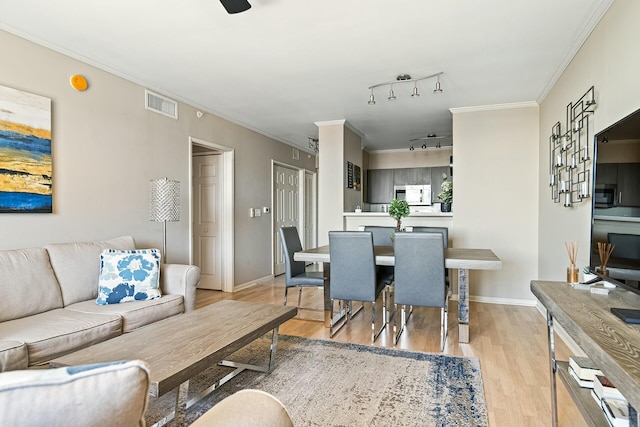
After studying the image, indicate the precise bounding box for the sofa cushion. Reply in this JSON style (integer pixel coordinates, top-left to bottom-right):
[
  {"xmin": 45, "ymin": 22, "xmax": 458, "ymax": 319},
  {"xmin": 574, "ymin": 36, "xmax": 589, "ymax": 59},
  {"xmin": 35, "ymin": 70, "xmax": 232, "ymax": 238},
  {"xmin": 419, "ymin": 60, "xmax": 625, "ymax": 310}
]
[
  {"xmin": 97, "ymin": 249, "xmax": 161, "ymax": 305},
  {"xmin": 0, "ymin": 309, "xmax": 121, "ymax": 366},
  {"xmin": 66, "ymin": 294, "xmax": 183, "ymax": 333},
  {"xmin": 0, "ymin": 248, "xmax": 63, "ymax": 322},
  {"xmin": 45, "ymin": 236, "xmax": 136, "ymax": 306},
  {"xmin": 0, "ymin": 359, "xmax": 150, "ymax": 427},
  {"xmin": 0, "ymin": 341, "xmax": 28, "ymax": 372}
]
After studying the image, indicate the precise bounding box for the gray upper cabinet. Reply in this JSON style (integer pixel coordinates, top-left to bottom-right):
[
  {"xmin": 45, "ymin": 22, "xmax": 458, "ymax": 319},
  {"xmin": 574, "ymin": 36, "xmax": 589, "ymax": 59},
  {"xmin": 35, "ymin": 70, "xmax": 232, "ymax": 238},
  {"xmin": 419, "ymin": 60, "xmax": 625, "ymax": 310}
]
[
  {"xmin": 367, "ymin": 169, "xmax": 394, "ymax": 203},
  {"xmin": 617, "ymin": 163, "xmax": 640, "ymax": 207},
  {"xmin": 393, "ymin": 167, "xmax": 430, "ymax": 185},
  {"xmin": 595, "ymin": 163, "xmax": 618, "ymax": 185},
  {"xmin": 431, "ymin": 166, "xmax": 451, "ymax": 203}
]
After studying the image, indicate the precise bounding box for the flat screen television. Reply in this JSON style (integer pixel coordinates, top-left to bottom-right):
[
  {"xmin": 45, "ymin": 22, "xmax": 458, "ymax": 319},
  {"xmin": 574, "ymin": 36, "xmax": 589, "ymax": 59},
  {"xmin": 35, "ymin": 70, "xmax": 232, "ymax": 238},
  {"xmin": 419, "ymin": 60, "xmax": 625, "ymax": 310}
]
[{"xmin": 590, "ymin": 107, "xmax": 640, "ymax": 304}]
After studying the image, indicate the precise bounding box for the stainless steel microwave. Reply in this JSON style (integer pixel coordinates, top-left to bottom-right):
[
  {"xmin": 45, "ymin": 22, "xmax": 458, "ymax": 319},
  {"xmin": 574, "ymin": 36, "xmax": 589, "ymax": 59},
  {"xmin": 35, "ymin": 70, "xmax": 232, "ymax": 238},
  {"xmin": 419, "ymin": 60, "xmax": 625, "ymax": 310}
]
[
  {"xmin": 393, "ymin": 185, "xmax": 432, "ymax": 206},
  {"xmin": 594, "ymin": 185, "xmax": 616, "ymax": 208}
]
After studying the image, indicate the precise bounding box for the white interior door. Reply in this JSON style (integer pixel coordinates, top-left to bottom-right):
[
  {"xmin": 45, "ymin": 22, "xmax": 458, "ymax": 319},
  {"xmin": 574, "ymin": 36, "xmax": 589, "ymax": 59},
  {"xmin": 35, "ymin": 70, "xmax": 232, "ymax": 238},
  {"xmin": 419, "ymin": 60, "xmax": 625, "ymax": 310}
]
[
  {"xmin": 274, "ymin": 164, "xmax": 299, "ymax": 276},
  {"xmin": 193, "ymin": 154, "xmax": 222, "ymax": 290}
]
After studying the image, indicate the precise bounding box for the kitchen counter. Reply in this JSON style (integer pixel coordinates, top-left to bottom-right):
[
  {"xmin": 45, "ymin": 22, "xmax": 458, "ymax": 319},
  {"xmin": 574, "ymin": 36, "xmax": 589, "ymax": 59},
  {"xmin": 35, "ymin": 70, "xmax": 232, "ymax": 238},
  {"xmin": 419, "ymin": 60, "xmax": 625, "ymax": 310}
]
[{"xmin": 343, "ymin": 211, "xmax": 452, "ymax": 217}]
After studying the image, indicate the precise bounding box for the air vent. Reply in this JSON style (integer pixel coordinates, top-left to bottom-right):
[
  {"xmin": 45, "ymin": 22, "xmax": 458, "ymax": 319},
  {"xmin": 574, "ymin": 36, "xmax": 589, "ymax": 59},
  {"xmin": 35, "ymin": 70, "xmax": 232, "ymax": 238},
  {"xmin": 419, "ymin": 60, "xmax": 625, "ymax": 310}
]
[{"xmin": 145, "ymin": 90, "xmax": 178, "ymax": 119}]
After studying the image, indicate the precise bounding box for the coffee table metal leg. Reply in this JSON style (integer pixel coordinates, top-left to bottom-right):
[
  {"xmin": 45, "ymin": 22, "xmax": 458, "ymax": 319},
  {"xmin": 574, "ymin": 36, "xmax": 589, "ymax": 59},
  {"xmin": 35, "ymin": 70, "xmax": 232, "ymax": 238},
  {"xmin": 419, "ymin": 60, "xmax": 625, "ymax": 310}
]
[
  {"xmin": 458, "ymin": 268, "xmax": 470, "ymax": 343},
  {"xmin": 174, "ymin": 380, "xmax": 189, "ymax": 427}
]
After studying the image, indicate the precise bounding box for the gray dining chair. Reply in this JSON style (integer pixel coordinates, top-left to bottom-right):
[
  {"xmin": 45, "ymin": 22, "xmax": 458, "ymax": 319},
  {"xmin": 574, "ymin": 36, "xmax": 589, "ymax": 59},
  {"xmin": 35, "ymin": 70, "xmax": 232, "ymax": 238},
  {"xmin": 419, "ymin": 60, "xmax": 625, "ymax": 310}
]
[
  {"xmin": 393, "ymin": 232, "xmax": 449, "ymax": 350},
  {"xmin": 363, "ymin": 226, "xmax": 395, "ymax": 292},
  {"xmin": 410, "ymin": 226, "xmax": 449, "ymax": 248},
  {"xmin": 279, "ymin": 227, "xmax": 324, "ymax": 311},
  {"xmin": 328, "ymin": 231, "xmax": 390, "ymax": 342}
]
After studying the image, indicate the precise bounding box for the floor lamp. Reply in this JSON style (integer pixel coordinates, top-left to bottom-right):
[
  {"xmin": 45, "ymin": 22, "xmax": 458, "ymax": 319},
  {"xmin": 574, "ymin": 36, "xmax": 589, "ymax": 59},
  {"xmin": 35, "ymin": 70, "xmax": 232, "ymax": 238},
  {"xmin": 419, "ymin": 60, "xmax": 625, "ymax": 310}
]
[{"xmin": 149, "ymin": 178, "xmax": 180, "ymax": 263}]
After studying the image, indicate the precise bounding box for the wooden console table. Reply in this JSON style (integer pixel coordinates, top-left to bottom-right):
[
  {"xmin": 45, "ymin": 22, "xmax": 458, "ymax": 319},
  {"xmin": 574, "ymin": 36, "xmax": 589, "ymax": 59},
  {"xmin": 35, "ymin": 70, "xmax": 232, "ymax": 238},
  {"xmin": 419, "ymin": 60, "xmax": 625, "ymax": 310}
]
[{"xmin": 531, "ymin": 280, "xmax": 640, "ymax": 427}]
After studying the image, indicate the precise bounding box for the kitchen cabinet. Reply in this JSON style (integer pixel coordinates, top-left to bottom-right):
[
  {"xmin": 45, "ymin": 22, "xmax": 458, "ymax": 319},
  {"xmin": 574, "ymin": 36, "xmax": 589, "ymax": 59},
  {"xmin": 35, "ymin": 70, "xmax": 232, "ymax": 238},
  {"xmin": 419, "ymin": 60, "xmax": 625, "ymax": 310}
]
[
  {"xmin": 617, "ymin": 163, "xmax": 640, "ymax": 207},
  {"xmin": 595, "ymin": 163, "xmax": 618, "ymax": 185},
  {"xmin": 595, "ymin": 163, "xmax": 640, "ymax": 207},
  {"xmin": 393, "ymin": 167, "xmax": 430, "ymax": 185},
  {"xmin": 430, "ymin": 166, "xmax": 451, "ymax": 203},
  {"xmin": 367, "ymin": 169, "xmax": 393, "ymax": 203}
]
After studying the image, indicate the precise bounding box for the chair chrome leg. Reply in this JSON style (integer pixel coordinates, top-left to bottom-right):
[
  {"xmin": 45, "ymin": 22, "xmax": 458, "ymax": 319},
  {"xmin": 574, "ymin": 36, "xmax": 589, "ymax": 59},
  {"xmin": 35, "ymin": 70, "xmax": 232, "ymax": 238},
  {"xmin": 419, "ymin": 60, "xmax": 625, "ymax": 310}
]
[
  {"xmin": 393, "ymin": 304, "xmax": 406, "ymax": 345},
  {"xmin": 329, "ymin": 299, "xmax": 348, "ymax": 338},
  {"xmin": 440, "ymin": 293, "xmax": 449, "ymax": 351},
  {"xmin": 283, "ymin": 287, "xmax": 289, "ymax": 306},
  {"xmin": 349, "ymin": 301, "xmax": 364, "ymax": 319},
  {"xmin": 372, "ymin": 301, "xmax": 387, "ymax": 343}
]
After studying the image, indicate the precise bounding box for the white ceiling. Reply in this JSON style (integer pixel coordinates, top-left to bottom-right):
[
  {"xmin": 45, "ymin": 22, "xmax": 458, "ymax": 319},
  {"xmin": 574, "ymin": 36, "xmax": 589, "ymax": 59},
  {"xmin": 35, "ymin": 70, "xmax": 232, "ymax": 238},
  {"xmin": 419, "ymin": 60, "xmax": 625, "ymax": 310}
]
[{"xmin": 0, "ymin": 0, "xmax": 612, "ymax": 153}]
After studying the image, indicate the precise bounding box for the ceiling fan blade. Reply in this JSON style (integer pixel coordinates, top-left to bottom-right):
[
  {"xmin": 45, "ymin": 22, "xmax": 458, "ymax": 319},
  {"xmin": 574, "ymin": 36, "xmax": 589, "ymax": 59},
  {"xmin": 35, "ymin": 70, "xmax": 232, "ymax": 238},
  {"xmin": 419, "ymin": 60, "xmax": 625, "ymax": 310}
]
[{"xmin": 220, "ymin": 0, "xmax": 251, "ymax": 14}]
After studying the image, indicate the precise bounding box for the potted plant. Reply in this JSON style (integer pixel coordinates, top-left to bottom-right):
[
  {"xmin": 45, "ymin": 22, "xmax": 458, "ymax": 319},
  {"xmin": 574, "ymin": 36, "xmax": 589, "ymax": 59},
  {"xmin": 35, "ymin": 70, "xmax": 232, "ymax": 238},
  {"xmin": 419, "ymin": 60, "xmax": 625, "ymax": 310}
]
[
  {"xmin": 388, "ymin": 198, "xmax": 410, "ymax": 232},
  {"xmin": 438, "ymin": 173, "xmax": 453, "ymax": 212}
]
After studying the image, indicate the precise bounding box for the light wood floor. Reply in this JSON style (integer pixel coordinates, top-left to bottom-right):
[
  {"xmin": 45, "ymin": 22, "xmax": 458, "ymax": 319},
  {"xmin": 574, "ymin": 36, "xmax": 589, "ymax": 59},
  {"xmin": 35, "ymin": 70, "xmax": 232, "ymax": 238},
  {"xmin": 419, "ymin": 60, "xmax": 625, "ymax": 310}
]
[{"xmin": 196, "ymin": 276, "xmax": 587, "ymax": 427}]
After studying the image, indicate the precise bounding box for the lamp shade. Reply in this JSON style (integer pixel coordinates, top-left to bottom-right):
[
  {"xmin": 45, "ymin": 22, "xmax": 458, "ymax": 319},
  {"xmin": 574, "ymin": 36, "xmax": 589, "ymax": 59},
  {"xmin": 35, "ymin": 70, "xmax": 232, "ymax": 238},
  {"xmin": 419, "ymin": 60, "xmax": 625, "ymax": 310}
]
[{"xmin": 149, "ymin": 178, "xmax": 180, "ymax": 222}]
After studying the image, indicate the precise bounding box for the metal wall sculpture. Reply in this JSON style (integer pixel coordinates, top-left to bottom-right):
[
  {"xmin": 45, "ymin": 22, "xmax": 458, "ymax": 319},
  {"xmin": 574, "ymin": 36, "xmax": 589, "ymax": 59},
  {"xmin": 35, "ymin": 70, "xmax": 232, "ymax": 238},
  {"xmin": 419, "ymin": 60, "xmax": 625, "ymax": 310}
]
[{"xmin": 549, "ymin": 86, "xmax": 596, "ymax": 207}]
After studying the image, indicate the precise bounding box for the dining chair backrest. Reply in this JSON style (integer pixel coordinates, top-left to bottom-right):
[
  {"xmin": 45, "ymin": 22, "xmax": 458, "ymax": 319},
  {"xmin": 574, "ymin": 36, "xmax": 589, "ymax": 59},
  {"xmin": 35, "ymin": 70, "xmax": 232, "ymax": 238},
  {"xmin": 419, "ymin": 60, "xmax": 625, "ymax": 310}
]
[
  {"xmin": 363, "ymin": 226, "xmax": 395, "ymax": 247},
  {"xmin": 329, "ymin": 231, "xmax": 377, "ymax": 302},
  {"xmin": 394, "ymin": 232, "xmax": 446, "ymax": 307},
  {"xmin": 279, "ymin": 227, "xmax": 306, "ymax": 282},
  {"xmin": 410, "ymin": 226, "xmax": 449, "ymax": 248}
]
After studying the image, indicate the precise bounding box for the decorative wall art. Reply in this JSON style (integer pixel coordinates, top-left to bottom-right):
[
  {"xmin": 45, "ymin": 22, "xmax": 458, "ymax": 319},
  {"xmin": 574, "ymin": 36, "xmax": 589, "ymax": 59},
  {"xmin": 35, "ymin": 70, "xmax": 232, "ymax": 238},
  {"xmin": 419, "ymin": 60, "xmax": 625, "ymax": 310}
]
[
  {"xmin": 549, "ymin": 86, "xmax": 596, "ymax": 208},
  {"xmin": 0, "ymin": 85, "xmax": 52, "ymax": 213}
]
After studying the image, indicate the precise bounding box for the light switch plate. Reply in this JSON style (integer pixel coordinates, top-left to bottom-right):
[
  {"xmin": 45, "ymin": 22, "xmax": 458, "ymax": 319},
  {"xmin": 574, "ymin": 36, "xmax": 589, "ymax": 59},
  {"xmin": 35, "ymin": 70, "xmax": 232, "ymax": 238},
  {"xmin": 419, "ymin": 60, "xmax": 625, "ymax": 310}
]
[
  {"xmin": 249, "ymin": 208, "xmax": 254, "ymax": 218},
  {"xmin": 254, "ymin": 208, "xmax": 261, "ymax": 217}
]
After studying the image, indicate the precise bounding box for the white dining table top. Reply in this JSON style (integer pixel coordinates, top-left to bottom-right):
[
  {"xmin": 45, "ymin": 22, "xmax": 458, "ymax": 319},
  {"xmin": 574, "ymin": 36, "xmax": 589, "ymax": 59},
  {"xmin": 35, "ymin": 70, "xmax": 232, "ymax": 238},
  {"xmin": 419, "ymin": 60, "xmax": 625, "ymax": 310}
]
[{"xmin": 294, "ymin": 245, "xmax": 502, "ymax": 270}]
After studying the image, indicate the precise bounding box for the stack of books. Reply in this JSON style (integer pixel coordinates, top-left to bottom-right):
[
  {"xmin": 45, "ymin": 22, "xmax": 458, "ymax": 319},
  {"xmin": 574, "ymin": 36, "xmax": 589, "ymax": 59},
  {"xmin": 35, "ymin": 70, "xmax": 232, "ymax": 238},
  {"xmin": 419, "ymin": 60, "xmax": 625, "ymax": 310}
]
[
  {"xmin": 568, "ymin": 355, "xmax": 603, "ymax": 388},
  {"xmin": 590, "ymin": 374, "xmax": 629, "ymax": 427}
]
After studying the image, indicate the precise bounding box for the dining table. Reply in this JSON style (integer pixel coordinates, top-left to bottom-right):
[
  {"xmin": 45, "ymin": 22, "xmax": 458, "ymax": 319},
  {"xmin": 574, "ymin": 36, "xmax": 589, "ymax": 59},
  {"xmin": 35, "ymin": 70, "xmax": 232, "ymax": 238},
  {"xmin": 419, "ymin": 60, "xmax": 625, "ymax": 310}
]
[{"xmin": 294, "ymin": 245, "xmax": 502, "ymax": 343}]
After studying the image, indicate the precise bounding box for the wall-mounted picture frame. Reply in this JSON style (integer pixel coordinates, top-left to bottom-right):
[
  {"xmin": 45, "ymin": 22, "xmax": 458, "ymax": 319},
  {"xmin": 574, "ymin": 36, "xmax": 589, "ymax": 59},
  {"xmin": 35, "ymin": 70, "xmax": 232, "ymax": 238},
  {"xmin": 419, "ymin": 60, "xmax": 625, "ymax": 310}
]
[
  {"xmin": 0, "ymin": 85, "xmax": 52, "ymax": 213},
  {"xmin": 346, "ymin": 161, "xmax": 354, "ymax": 189},
  {"xmin": 354, "ymin": 165, "xmax": 361, "ymax": 191}
]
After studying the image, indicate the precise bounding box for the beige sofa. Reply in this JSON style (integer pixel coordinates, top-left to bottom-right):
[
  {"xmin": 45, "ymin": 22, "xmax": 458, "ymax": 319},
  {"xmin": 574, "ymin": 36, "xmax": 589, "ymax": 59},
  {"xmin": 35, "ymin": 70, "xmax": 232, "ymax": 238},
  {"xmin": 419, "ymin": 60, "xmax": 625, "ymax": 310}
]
[
  {"xmin": 0, "ymin": 236, "xmax": 200, "ymax": 371},
  {"xmin": 0, "ymin": 359, "xmax": 293, "ymax": 427}
]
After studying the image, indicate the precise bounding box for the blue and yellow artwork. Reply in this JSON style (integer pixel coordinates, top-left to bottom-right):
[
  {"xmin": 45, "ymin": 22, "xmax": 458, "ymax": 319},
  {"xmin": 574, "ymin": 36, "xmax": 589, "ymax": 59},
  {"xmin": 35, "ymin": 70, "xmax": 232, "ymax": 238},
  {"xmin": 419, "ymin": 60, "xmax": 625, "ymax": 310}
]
[{"xmin": 0, "ymin": 85, "xmax": 52, "ymax": 213}]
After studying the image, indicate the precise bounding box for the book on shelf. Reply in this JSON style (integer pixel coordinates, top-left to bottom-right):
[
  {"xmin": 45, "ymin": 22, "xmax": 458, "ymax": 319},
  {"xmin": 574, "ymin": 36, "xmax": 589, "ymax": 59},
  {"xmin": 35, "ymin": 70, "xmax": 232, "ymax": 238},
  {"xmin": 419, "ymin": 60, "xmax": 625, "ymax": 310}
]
[
  {"xmin": 594, "ymin": 374, "xmax": 626, "ymax": 401},
  {"xmin": 568, "ymin": 365, "xmax": 594, "ymax": 388},
  {"xmin": 601, "ymin": 397, "xmax": 629, "ymax": 427},
  {"xmin": 568, "ymin": 355, "xmax": 603, "ymax": 381}
]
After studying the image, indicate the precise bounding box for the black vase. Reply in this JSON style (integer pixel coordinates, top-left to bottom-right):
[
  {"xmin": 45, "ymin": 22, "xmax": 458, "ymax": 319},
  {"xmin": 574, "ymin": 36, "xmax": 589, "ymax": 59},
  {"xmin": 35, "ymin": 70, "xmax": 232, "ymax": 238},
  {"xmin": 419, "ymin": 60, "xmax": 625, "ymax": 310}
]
[{"xmin": 441, "ymin": 202, "xmax": 452, "ymax": 213}]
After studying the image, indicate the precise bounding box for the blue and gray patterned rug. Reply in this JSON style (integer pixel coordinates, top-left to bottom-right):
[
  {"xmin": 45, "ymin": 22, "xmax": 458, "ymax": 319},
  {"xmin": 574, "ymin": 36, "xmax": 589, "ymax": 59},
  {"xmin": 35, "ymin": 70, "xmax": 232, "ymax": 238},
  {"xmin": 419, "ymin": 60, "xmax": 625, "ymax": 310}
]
[{"xmin": 146, "ymin": 335, "xmax": 488, "ymax": 426}]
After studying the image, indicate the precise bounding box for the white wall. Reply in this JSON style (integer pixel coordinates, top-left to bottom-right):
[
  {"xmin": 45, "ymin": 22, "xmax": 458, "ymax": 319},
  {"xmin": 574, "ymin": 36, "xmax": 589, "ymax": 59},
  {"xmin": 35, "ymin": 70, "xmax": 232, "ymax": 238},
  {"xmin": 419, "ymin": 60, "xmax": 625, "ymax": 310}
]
[
  {"xmin": 0, "ymin": 29, "xmax": 316, "ymax": 287},
  {"xmin": 538, "ymin": 0, "xmax": 640, "ymax": 281},
  {"xmin": 317, "ymin": 122, "xmax": 345, "ymax": 246},
  {"xmin": 452, "ymin": 104, "xmax": 540, "ymax": 302}
]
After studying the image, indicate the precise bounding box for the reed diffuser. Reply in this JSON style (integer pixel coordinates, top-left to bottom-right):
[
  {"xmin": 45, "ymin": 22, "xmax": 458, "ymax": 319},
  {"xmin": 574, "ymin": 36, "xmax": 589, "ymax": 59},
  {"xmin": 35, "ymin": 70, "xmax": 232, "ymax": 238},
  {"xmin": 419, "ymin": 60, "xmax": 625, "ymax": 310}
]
[
  {"xmin": 597, "ymin": 242, "xmax": 615, "ymax": 276},
  {"xmin": 565, "ymin": 241, "xmax": 578, "ymax": 283}
]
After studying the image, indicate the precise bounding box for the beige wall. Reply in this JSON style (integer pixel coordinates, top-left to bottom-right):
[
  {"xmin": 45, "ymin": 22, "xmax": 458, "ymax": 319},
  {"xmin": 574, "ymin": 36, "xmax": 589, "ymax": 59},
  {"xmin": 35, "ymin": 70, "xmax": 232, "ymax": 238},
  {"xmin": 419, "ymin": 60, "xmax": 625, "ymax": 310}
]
[
  {"xmin": 538, "ymin": 0, "xmax": 640, "ymax": 281},
  {"xmin": 0, "ymin": 29, "xmax": 315, "ymax": 287},
  {"xmin": 343, "ymin": 126, "xmax": 363, "ymax": 212},
  {"xmin": 368, "ymin": 148, "xmax": 452, "ymax": 169},
  {"xmin": 317, "ymin": 122, "xmax": 345, "ymax": 246},
  {"xmin": 453, "ymin": 104, "xmax": 540, "ymax": 302}
]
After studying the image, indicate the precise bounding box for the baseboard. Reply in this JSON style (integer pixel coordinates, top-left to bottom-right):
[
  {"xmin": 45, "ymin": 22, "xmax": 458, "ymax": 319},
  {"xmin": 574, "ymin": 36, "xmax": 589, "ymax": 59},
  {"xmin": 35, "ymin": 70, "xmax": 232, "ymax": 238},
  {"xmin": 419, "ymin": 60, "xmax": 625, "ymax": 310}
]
[
  {"xmin": 450, "ymin": 294, "xmax": 538, "ymax": 307},
  {"xmin": 233, "ymin": 274, "xmax": 275, "ymax": 292},
  {"xmin": 534, "ymin": 302, "xmax": 585, "ymax": 356}
]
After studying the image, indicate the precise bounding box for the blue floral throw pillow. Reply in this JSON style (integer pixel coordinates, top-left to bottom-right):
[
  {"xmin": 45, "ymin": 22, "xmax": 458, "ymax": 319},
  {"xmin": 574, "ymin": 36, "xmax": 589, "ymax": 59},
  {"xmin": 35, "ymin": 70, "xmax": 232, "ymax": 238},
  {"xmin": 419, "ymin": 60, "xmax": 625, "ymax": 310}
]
[{"xmin": 96, "ymin": 249, "xmax": 161, "ymax": 305}]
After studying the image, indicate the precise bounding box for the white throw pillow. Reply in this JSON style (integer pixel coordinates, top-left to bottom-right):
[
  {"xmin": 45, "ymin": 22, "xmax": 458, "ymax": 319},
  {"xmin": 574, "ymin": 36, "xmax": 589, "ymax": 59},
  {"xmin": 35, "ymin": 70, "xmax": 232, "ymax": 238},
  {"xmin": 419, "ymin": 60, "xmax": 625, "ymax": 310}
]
[{"xmin": 96, "ymin": 249, "xmax": 161, "ymax": 305}]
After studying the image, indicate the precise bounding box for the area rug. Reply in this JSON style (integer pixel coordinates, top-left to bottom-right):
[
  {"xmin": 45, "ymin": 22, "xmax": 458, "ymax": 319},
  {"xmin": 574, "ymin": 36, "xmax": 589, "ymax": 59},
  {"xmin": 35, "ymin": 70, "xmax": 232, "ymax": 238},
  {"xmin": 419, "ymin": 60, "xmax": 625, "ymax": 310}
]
[{"xmin": 145, "ymin": 335, "xmax": 488, "ymax": 426}]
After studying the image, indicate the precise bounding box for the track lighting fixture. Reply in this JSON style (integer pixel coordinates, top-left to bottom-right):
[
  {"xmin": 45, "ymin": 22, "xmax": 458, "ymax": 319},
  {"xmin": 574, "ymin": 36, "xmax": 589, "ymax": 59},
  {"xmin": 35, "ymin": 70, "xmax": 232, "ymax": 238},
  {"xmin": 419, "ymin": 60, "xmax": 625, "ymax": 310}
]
[
  {"xmin": 368, "ymin": 72, "xmax": 443, "ymax": 104},
  {"xmin": 388, "ymin": 84, "xmax": 396, "ymax": 101},
  {"xmin": 433, "ymin": 75, "xmax": 443, "ymax": 94},
  {"xmin": 308, "ymin": 137, "xmax": 319, "ymax": 153}
]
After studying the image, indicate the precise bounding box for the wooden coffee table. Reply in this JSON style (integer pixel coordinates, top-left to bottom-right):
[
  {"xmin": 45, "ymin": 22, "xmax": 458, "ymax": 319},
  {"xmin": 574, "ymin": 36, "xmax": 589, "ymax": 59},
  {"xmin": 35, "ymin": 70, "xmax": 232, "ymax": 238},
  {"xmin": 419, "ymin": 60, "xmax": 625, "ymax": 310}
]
[{"xmin": 50, "ymin": 300, "xmax": 297, "ymax": 426}]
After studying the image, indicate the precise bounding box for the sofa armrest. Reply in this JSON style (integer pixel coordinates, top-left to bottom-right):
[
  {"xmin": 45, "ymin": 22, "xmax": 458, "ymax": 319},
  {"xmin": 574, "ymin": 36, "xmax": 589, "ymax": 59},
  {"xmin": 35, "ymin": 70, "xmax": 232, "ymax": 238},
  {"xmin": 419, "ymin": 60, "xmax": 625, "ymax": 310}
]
[
  {"xmin": 190, "ymin": 389, "xmax": 293, "ymax": 427},
  {"xmin": 160, "ymin": 264, "xmax": 200, "ymax": 312}
]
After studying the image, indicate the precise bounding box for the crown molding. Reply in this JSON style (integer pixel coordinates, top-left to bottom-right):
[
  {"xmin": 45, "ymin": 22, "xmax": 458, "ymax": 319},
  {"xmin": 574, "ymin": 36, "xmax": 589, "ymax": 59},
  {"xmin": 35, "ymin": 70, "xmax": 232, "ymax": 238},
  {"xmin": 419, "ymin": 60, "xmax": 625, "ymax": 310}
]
[{"xmin": 450, "ymin": 101, "xmax": 538, "ymax": 114}]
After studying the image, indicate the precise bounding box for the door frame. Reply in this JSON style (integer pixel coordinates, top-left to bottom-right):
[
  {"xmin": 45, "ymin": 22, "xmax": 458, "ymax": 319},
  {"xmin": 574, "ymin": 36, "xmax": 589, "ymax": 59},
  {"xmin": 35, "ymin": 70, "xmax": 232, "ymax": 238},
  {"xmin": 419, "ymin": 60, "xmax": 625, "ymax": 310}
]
[
  {"xmin": 189, "ymin": 136, "xmax": 235, "ymax": 292},
  {"xmin": 271, "ymin": 159, "xmax": 317, "ymax": 275}
]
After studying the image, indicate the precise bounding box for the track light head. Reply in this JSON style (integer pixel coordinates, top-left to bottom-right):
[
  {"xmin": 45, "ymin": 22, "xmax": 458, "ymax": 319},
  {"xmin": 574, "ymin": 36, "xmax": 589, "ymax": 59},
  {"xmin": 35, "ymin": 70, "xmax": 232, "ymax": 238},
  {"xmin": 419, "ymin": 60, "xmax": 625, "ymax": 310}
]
[
  {"xmin": 368, "ymin": 88, "xmax": 375, "ymax": 105},
  {"xmin": 388, "ymin": 88, "xmax": 396, "ymax": 101},
  {"xmin": 409, "ymin": 145, "xmax": 414, "ymax": 151},
  {"xmin": 433, "ymin": 76, "xmax": 443, "ymax": 94},
  {"xmin": 411, "ymin": 84, "xmax": 420, "ymax": 97},
  {"xmin": 422, "ymin": 143, "xmax": 427, "ymax": 149}
]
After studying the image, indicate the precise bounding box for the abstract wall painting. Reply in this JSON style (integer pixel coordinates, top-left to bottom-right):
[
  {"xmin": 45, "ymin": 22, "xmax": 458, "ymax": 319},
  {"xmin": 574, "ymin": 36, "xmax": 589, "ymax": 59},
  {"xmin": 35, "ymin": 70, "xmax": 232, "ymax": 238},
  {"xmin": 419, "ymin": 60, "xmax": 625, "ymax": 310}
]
[{"xmin": 0, "ymin": 85, "xmax": 52, "ymax": 213}]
